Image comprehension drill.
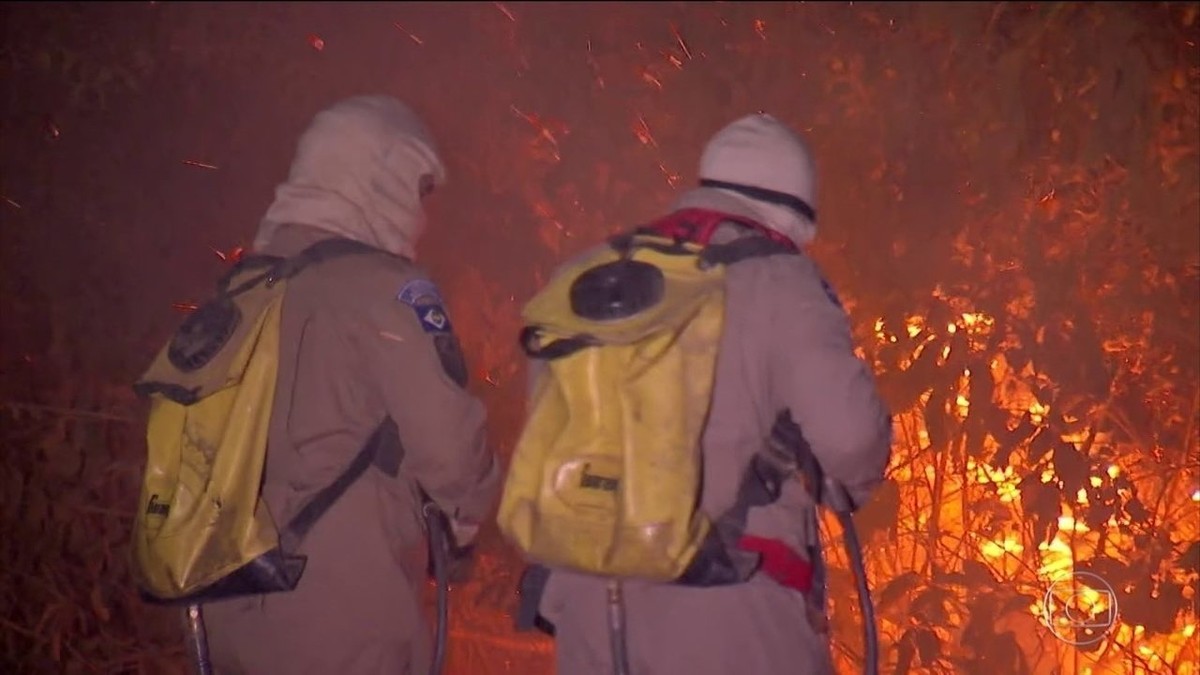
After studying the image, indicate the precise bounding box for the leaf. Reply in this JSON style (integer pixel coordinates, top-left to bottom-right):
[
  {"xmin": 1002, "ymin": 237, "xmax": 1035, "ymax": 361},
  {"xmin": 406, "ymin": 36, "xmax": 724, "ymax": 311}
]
[
  {"xmin": 960, "ymin": 593, "xmax": 999, "ymax": 649},
  {"xmin": 1019, "ymin": 473, "xmax": 1062, "ymax": 546},
  {"xmin": 1081, "ymin": 500, "xmax": 1116, "ymax": 532},
  {"xmin": 964, "ymin": 357, "xmax": 1000, "ymax": 452},
  {"xmin": 887, "ymin": 337, "xmax": 944, "ymax": 411},
  {"xmin": 895, "ymin": 629, "xmax": 918, "ymax": 675},
  {"xmin": 991, "ymin": 631, "xmax": 1031, "ymax": 675},
  {"xmin": 35, "ymin": 602, "xmax": 61, "ymax": 633},
  {"xmin": 1000, "ymin": 593, "xmax": 1038, "ymax": 617},
  {"xmin": 90, "ymin": 586, "xmax": 110, "ymax": 623},
  {"xmin": 1052, "ymin": 442, "xmax": 1090, "ymax": 494},
  {"xmin": 961, "ymin": 559, "xmax": 997, "ymax": 588},
  {"xmin": 924, "ymin": 400, "xmax": 949, "ymax": 452},
  {"xmin": 913, "ymin": 586, "xmax": 955, "ymax": 625},
  {"xmin": 877, "ymin": 571, "xmax": 923, "ymax": 613},
  {"xmin": 1074, "ymin": 555, "xmax": 1130, "ymax": 590},
  {"xmin": 1027, "ymin": 426, "xmax": 1058, "ymax": 463},
  {"xmin": 914, "ymin": 627, "xmax": 942, "ymax": 665},
  {"xmin": 853, "ymin": 477, "xmax": 901, "ymax": 539},
  {"xmin": 1123, "ymin": 496, "xmax": 1150, "ymax": 524},
  {"xmin": 1175, "ymin": 541, "xmax": 1200, "ymax": 575}
]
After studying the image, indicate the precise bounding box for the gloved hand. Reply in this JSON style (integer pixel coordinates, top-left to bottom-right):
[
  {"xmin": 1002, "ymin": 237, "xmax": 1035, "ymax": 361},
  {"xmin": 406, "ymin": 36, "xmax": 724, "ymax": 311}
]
[
  {"xmin": 449, "ymin": 519, "xmax": 480, "ymax": 548},
  {"xmin": 424, "ymin": 504, "xmax": 478, "ymax": 584}
]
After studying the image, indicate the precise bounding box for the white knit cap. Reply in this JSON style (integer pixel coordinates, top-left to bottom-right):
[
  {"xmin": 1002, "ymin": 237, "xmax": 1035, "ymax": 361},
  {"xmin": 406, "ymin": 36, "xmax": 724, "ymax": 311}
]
[{"xmin": 691, "ymin": 113, "xmax": 819, "ymax": 247}]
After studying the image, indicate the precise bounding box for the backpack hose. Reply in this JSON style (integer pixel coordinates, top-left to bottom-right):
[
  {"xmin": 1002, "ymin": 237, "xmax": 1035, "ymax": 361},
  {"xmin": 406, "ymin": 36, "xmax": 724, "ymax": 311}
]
[
  {"xmin": 423, "ymin": 501, "xmax": 452, "ymax": 675},
  {"xmin": 180, "ymin": 510, "xmax": 453, "ymax": 675},
  {"xmin": 607, "ymin": 581, "xmax": 632, "ymax": 675},
  {"xmin": 183, "ymin": 604, "xmax": 213, "ymax": 675},
  {"xmin": 822, "ymin": 478, "xmax": 879, "ymax": 675},
  {"xmin": 601, "ymin": 465, "xmax": 879, "ymax": 675}
]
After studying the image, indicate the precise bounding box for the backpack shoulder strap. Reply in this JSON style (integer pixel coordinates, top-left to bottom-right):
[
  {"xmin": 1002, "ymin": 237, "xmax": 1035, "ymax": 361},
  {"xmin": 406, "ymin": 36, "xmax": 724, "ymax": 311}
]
[
  {"xmin": 211, "ymin": 237, "xmax": 383, "ymax": 299},
  {"xmin": 281, "ymin": 417, "xmax": 404, "ymax": 550},
  {"xmin": 618, "ymin": 208, "xmax": 801, "ymax": 268},
  {"xmin": 271, "ymin": 237, "xmax": 383, "ymax": 282},
  {"xmin": 700, "ymin": 236, "xmax": 797, "ymax": 267}
]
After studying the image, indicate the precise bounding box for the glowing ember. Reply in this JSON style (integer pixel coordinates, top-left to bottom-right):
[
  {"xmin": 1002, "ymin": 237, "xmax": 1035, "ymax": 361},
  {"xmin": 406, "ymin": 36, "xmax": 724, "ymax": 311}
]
[
  {"xmin": 585, "ymin": 39, "xmax": 605, "ymax": 89},
  {"xmin": 393, "ymin": 23, "xmax": 424, "ymax": 45},
  {"xmin": 210, "ymin": 245, "xmax": 245, "ymax": 264},
  {"xmin": 307, "ymin": 33, "xmax": 325, "ymax": 51},
  {"xmin": 171, "ymin": 302, "xmax": 199, "ymax": 313},
  {"xmin": 632, "ymin": 114, "xmax": 657, "ymax": 148},
  {"xmin": 181, "ymin": 159, "xmax": 219, "ymax": 170},
  {"xmin": 670, "ymin": 22, "xmax": 693, "ymax": 60},
  {"xmin": 509, "ymin": 105, "xmax": 565, "ymax": 161},
  {"xmin": 493, "ymin": 2, "xmax": 515, "ymax": 22},
  {"xmin": 657, "ymin": 162, "xmax": 681, "ymax": 188},
  {"xmin": 638, "ymin": 66, "xmax": 663, "ymax": 90},
  {"xmin": 43, "ymin": 116, "xmax": 61, "ymax": 141},
  {"xmin": 753, "ymin": 19, "xmax": 767, "ymax": 40}
]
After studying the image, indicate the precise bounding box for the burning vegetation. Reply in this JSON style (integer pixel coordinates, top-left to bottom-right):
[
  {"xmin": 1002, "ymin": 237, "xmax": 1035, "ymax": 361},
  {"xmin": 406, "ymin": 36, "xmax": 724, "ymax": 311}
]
[{"xmin": 1, "ymin": 2, "xmax": 1197, "ymax": 674}]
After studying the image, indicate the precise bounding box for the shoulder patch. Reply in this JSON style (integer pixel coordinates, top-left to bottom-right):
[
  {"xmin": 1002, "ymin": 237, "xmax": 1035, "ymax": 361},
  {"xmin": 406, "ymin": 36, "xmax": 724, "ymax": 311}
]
[
  {"xmin": 397, "ymin": 278, "xmax": 454, "ymax": 334},
  {"xmin": 398, "ymin": 278, "xmax": 443, "ymax": 306}
]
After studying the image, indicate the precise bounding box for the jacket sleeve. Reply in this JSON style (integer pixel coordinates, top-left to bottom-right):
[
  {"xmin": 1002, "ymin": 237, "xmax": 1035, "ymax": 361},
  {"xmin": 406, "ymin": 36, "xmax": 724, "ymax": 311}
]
[
  {"xmin": 766, "ymin": 258, "xmax": 893, "ymax": 508},
  {"xmin": 361, "ymin": 276, "xmax": 501, "ymax": 528}
]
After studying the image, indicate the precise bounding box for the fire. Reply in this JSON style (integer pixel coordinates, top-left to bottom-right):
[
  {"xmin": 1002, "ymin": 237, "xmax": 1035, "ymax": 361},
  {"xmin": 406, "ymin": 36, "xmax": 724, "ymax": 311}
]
[
  {"xmin": 980, "ymin": 534, "xmax": 1024, "ymax": 559},
  {"xmin": 904, "ymin": 315, "xmax": 924, "ymax": 338}
]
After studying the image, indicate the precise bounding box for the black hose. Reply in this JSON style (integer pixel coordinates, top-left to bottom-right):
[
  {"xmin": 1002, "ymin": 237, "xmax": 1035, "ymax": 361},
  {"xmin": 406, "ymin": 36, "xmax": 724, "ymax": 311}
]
[
  {"xmin": 606, "ymin": 580, "xmax": 632, "ymax": 675},
  {"xmin": 183, "ymin": 603, "xmax": 213, "ymax": 675},
  {"xmin": 835, "ymin": 510, "xmax": 878, "ymax": 675},
  {"xmin": 822, "ymin": 478, "xmax": 878, "ymax": 675},
  {"xmin": 423, "ymin": 502, "xmax": 451, "ymax": 675}
]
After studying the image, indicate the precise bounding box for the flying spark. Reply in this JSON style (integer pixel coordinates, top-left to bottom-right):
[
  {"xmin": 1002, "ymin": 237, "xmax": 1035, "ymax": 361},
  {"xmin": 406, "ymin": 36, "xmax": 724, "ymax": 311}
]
[
  {"xmin": 182, "ymin": 159, "xmax": 219, "ymax": 170},
  {"xmin": 2, "ymin": 195, "xmax": 20, "ymax": 209},
  {"xmin": 670, "ymin": 22, "xmax": 693, "ymax": 60},
  {"xmin": 171, "ymin": 302, "xmax": 199, "ymax": 313},
  {"xmin": 394, "ymin": 22, "xmax": 424, "ymax": 45},
  {"xmin": 510, "ymin": 105, "xmax": 565, "ymax": 159},
  {"xmin": 586, "ymin": 39, "xmax": 606, "ymax": 89},
  {"xmin": 658, "ymin": 163, "xmax": 681, "ymax": 187},
  {"xmin": 210, "ymin": 246, "xmax": 245, "ymax": 264},
  {"xmin": 494, "ymin": 2, "xmax": 515, "ymax": 22},
  {"xmin": 639, "ymin": 66, "xmax": 663, "ymax": 90},
  {"xmin": 43, "ymin": 116, "xmax": 61, "ymax": 140},
  {"xmin": 307, "ymin": 33, "xmax": 325, "ymax": 51},
  {"xmin": 633, "ymin": 114, "xmax": 657, "ymax": 148},
  {"xmin": 754, "ymin": 19, "xmax": 768, "ymax": 40}
]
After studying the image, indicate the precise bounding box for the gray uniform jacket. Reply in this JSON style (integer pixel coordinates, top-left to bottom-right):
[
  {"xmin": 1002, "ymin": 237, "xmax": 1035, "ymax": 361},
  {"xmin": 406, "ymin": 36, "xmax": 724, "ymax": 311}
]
[
  {"xmin": 205, "ymin": 224, "xmax": 501, "ymax": 675},
  {"xmin": 532, "ymin": 221, "xmax": 894, "ymax": 675}
]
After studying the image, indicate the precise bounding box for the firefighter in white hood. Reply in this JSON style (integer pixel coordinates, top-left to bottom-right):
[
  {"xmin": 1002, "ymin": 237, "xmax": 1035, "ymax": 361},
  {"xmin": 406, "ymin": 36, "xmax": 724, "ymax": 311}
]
[
  {"xmin": 202, "ymin": 95, "xmax": 501, "ymax": 675},
  {"xmin": 528, "ymin": 113, "xmax": 895, "ymax": 674}
]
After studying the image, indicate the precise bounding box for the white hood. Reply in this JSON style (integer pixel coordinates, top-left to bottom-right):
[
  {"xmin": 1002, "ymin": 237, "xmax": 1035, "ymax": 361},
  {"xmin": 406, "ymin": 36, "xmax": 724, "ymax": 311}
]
[
  {"xmin": 253, "ymin": 95, "xmax": 447, "ymax": 260},
  {"xmin": 674, "ymin": 113, "xmax": 818, "ymax": 249}
]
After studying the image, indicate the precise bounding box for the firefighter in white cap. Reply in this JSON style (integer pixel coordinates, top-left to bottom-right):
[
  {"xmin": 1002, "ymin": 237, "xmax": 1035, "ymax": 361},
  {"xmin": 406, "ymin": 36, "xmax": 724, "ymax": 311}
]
[{"xmin": 522, "ymin": 113, "xmax": 894, "ymax": 675}]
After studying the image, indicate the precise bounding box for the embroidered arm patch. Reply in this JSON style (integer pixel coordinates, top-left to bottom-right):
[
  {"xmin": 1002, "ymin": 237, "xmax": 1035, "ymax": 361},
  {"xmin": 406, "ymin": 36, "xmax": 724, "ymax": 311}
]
[
  {"xmin": 398, "ymin": 278, "xmax": 470, "ymax": 388},
  {"xmin": 398, "ymin": 279, "xmax": 454, "ymax": 335}
]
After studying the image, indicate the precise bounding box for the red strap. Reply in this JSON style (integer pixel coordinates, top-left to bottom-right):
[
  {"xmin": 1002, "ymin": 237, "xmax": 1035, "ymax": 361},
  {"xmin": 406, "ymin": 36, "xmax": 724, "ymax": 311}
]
[
  {"xmin": 737, "ymin": 535, "xmax": 813, "ymax": 593},
  {"xmin": 641, "ymin": 208, "xmax": 798, "ymax": 252}
]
